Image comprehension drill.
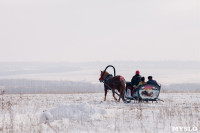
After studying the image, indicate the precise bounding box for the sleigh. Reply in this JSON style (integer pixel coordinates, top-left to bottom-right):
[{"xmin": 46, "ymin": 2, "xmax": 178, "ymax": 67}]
[
  {"xmin": 125, "ymin": 82, "xmax": 162, "ymax": 102},
  {"xmin": 100, "ymin": 65, "xmax": 163, "ymax": 103}
]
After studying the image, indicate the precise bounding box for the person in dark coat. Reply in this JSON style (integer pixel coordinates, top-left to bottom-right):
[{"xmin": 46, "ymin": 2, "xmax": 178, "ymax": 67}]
[
  {"xmin": 131, "ymin": 70, "xmax": 141, "ymax": 86},
  {"xmin": 147, "ymin": 76, "xmax": 158, "ymax": 85}
]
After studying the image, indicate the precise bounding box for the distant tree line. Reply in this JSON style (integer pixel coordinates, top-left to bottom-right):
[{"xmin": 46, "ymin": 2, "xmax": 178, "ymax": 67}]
[
  {"xmin": 161, "ymin": 83, "xmax": 200, "ymax": 93},
  {"xmin": 0, "ymin": 79, "xmax": 199, "ymax": 94},
  {"xmin": 0, "ymin": 79, "xmax": 103, "ymax": 94}
]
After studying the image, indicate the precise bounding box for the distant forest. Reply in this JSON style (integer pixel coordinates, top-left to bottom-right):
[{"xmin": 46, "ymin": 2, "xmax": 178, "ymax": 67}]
[
  {"xmin": 0, "ymin": 79, "xmax": 103, "ymax": 94},
  {"xmin": 0, "ymin": 79, "xmax": 199, "ymax": 94}
]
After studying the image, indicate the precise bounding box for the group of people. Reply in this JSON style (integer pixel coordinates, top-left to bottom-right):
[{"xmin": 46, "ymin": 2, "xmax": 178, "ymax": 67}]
[{"xmin": 131, "ymin": 70, "xmax": 158, "ymax": 88}]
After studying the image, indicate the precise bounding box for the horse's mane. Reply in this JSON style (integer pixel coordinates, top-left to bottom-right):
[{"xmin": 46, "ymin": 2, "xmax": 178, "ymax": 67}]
[{"xmin": 101, "ymin": 71, "xmax": 109, "ymax": 79}]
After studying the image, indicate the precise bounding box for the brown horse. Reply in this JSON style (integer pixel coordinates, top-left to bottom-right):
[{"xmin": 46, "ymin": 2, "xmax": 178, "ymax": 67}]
[{"xmin": 99, "ymin": 71, "xmax": 126, "ymax": 102}]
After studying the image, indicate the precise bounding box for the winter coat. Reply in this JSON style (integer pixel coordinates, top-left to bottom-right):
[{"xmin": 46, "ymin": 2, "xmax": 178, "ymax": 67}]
[
  {"xmin": 137, "ymin": 81, "xmax": 146, "ymax": 87},
  {"xmin": 131, "ymin": 74, "xmax": 141, "ymax": 86},
  {"xmin": 147, "ymin": 80, "xmax": 158, "ymax": 85}
]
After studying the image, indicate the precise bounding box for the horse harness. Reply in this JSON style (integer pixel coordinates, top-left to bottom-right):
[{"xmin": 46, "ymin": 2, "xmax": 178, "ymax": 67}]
[
  {"xmin": 104, "ymin": 74, "xmax": 125, "ymax": 87},
  {"xmin": 104, "ymin": 74, "xmax": 113, "ymax": 84}
]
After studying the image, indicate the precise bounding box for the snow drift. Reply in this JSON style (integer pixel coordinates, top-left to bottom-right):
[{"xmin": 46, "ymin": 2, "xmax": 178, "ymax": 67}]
[{"xmin": 41, "ymin": 102, "xmax": 106, "ymax": 123}]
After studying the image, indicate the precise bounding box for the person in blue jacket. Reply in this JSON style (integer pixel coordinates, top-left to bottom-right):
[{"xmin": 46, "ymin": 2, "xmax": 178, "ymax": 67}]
[{"xmin": 147, "ymin": 76, "xmax": 158, "ymax": 85}]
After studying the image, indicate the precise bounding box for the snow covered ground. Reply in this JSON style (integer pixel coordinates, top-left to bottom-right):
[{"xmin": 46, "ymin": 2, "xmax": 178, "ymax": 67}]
[{"xmin": 0, "ymin": 93, "xmax": 199, "ymax": 133}]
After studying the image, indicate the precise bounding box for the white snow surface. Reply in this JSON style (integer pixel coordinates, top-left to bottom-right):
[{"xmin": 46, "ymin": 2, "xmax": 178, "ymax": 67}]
[
  {"xmin": 0, "ymin": 93, "xmax": 200, "ymax": 133},
  {"xmin": 41, "ymin": 103, "xmax": 106, "ymax": 123}
]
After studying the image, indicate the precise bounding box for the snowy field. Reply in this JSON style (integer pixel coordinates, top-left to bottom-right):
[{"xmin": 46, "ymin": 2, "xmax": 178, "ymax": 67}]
[{"xmin": 0, "ymin": 93, "xmax": 199, "ymax": 133}]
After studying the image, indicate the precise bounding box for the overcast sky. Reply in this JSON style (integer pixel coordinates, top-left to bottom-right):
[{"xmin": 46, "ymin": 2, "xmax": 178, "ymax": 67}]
[{"xmin": 0, "ymin": 0, "xmax": 199, "ymax": 62}]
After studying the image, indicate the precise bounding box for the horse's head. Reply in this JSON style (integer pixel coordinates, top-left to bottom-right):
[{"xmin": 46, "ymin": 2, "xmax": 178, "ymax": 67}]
[{"xmin": 99, "ymin": 70, "xmax": 109, "ymax": 82}]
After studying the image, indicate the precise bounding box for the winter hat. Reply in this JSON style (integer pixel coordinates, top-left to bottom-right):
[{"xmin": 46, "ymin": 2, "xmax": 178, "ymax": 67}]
[{"xmin": 136, "ymin": 70, "xmax": 140, "ymax": 75}]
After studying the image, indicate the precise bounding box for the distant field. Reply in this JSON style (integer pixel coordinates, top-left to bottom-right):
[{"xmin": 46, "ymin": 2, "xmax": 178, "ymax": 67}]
[
  {"xmin": 0, "ymin": 61, "xmax": 200, "ymax": 84},
  {"xmin": 0, "ymin": 93, "xmax": 199, "ymax": 133}
]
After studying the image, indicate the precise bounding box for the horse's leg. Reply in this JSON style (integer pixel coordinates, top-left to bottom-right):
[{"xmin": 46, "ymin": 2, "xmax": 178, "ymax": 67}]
[
  {"xmin": 118, "ymin": 97, "xmax": 121, "ymax": 102},
  {"xmin": 104, "ymin": 89, "xmax": 107, "ymax": 101},
  {"xmin": 112, "ymin": 90, "xmax": 117, "ymax": 101},
  {"xmin": 118, "ymin": 84, "xmax": 126, "ymax": 102},
  {"xmin": 118, "ymin": 86, "xmax": 123, "ymax": 102},
  {"xmin": 137, "ymin": 96, "xmax": 139, "ymax": 103},
  {"xmin": 104, "ymin": 85, "xmax": 107, "ymax": 101}
]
